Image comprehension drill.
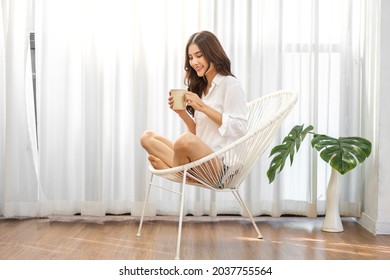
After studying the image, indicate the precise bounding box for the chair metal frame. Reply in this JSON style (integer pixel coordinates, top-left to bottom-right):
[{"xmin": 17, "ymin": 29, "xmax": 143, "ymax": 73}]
[{"xmin": 137, "ymin": 90, "xmax": 298, "ymax": 259}]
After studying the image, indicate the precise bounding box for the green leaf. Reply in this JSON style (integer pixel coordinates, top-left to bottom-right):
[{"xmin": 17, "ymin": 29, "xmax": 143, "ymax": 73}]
[
  {"xmin": 266, "ymin": 124, "xmax": 313, "ymax": 183},
  {"xmin": 311, "ymin": 135, "xmax": 372, "ymax": 175}
]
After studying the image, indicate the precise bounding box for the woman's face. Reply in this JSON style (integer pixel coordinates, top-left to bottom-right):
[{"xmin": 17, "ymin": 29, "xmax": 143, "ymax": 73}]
[{"xmin": 188, "ymin": 43, "xmax": 213, "ymax": 77}]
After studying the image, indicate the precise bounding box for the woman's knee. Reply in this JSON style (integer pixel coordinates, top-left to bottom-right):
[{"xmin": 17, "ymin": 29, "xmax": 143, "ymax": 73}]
[
  {"xmin": 140, "ymin": 130, "xmax": 156, "ymax": 148},
  {"xmin": 174, "ymin": 132, "xmax": 197, "ymax": 153}
]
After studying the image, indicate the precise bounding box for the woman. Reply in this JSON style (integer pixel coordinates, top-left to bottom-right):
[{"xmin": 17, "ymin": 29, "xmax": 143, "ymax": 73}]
[{"xmin": 140, "ymin": 31, "xmax": 247, "ymax": 176}]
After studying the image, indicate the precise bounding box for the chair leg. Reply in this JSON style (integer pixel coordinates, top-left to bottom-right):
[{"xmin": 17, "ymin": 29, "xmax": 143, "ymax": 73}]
[
  {"xmin": 175, "ymin": 169, "xmax": 187, "ymax": 260},
  {"xmin": 232, "ymin": 191, "xmax": 263, "ymax": 239},
  {"xmin": 136, "ymin": 172, "xmax": 154, "ymax": 237}
]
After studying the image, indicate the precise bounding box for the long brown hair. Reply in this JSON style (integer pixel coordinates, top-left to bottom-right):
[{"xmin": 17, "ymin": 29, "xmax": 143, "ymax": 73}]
[{"xmin": 184, "ymin": 31, "xmax": 234, "ymax": 116}]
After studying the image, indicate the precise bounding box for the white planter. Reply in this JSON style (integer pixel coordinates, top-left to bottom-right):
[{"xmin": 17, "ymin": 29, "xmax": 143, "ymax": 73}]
[{"xmin": 321, "ymin": 168, "xmax": 344, "ymax": 232}]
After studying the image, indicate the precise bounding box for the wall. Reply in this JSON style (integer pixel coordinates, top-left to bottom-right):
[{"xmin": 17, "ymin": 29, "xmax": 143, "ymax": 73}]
[
  {"xmin": 359, "ymin": 0, "xmax": 390, "ymax": 234},
  {"xmin": 376, "ymin": 0, "xmax": 390, "ymax": 234}
]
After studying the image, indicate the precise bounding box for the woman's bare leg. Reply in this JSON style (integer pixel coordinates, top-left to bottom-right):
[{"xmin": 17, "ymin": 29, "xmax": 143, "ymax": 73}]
[
  {"xmin": 173, "ymin": 132, "xmax": 222, "ymax": 185},
  {"xmin": 141, "ymin": 131, "xmax": 223, "ymax": 185},
  {"xmin": 173, "ymin": 132, "xmax": 214, "ymax": 166},
  {"xmin": 140, "ymin": 130, "xmax": 174, "ymax": 169},
  {"xmin": 148, "ymin": 155, "xmax": 170, "ymax": 169}
]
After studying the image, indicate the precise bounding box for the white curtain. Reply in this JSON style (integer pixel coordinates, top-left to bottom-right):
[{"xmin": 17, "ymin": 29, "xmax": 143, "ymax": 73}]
[
  {"xmin": 0, "ymin": 0, "xmax": 39, "ymax": 217},
  {"xmin": 0, "ymin": 0, "xmax": 380, "ymax": 218}
]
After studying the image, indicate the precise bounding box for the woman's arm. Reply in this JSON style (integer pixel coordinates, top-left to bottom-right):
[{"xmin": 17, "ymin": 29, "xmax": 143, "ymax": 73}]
[
  {"xmin": 196, "ymin": 104, "xmax": 222, "ymax": 126},
  {"xmin": 177, "ymin": 110, "xmax": 196, "ymax": 134},
  {"xmin": 218, "ymin": 84, "xmax": 247, "ymax": 137},
  {"xmin": 186, "ymin": 81, "xmax": 247, "ymax": 138},
  {"xmin": 185, "ymin": 92, "xmax": 223, "ymax": 126}
]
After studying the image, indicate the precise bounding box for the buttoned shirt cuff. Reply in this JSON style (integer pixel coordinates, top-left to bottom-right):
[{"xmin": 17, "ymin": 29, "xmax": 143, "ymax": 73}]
[{"xmin": 219, "ymin": 113, "xmax": 247, "ymax": 137}]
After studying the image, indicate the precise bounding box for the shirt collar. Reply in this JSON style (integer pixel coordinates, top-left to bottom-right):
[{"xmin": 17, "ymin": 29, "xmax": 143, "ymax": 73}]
[
  {"xmin": 203, "ymin": 73, "xmax": 225, "ymax": 97},
  {"xmin": 211, "ymin": 73, "xmax": 225, "ymax": 87}
]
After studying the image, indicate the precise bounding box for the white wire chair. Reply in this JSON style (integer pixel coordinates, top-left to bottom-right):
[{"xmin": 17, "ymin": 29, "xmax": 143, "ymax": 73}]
[{"xmin": 137, "ymin": 90, "xmax": 298, "ymax": 259}]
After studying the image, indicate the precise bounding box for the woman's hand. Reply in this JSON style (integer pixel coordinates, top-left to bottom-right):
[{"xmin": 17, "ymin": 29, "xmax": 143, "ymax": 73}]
[
  {"xmin": 168, "ymin": 94, "xmax": 175, "ymax": 110},
  {"xmin": 168, "ymin": 92, "xmax": 189, "ymax": 116},
  {"xmin": 168, "ymin": 91, "xmax": 196, "ymax": 133},
  {"xmin": 185, "ymin": 92, "xmax": 207, "ymax": 113},
  {"xmin": 185, "ymin": 91, "xmax": 223, "ymax": 126}
]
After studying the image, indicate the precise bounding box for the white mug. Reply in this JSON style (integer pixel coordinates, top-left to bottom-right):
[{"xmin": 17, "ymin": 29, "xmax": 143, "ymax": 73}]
[{"xmin": 170, "ymin": 89, "xmax": 187, "ymax": 110}]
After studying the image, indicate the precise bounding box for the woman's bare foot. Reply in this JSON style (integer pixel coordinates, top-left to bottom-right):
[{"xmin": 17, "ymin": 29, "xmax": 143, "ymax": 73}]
[
  {"xmin": 148, "ymin": 155, "xmax": 199, "ymax": 184},
  {"xmin": 148, "ymin": 155, "xmax": 170, "ymax": 169}
]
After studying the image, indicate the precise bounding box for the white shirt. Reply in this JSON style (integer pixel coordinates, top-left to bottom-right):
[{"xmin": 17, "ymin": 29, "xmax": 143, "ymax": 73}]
[{"xmin": 194, "ymin": 74, "xmax": 247, "ymax": 151}]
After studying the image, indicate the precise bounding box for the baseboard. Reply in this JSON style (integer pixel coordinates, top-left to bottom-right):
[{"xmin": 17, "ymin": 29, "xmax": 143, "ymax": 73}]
[
  {"xmin": 356, "ymin": 213, "xmax": 376, "ymax": 234},
  {"xmin": 375, "ymin": 219, "xmax": 390, "ymax": 234},
  {"xmin": 356, "ymin": 212, "xmax": 390, "ymax": 235}
]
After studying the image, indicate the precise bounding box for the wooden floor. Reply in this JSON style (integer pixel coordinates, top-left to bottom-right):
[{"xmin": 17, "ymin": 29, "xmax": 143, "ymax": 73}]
[{"xmin": 0, "ymin": 215, "xmax": 389, "ymax": 260}]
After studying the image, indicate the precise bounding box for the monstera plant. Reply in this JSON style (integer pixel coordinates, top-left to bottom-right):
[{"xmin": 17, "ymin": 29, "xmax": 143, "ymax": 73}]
[{"xmin": 266, "ymin": 124, "xmax": 372, "ymax": 232}]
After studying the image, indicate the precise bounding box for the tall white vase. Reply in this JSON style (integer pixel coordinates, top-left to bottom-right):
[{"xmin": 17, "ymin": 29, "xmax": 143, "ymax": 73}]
[{"xmin": 321, "ymin": 168, "xmax": 344, "ymax": 232}]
